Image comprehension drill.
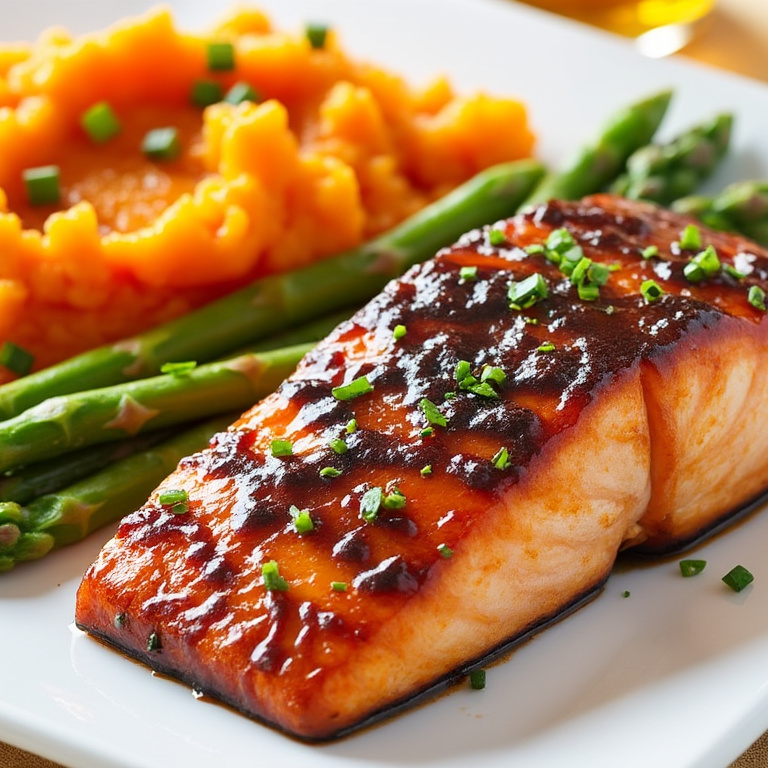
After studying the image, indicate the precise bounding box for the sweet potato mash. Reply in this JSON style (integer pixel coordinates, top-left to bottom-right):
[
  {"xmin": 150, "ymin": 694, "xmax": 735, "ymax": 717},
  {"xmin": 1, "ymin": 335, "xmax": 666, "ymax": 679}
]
[{"xmin": 0, "ymin": 7, "xmax": 534, "ymax": 375}]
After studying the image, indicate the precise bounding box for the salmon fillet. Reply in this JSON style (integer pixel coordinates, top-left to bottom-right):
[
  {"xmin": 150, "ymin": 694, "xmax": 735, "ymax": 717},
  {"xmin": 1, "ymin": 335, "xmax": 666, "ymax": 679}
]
[{"xmin": 75, "ymin": 194, "xmax": 768, "ymax": 739}]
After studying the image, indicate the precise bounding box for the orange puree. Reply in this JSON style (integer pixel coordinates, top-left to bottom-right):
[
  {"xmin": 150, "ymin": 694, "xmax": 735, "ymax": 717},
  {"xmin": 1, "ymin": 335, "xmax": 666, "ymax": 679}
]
[{"xmin": 0, "ymin": 7, "xmax": 535, "ymax": 378}]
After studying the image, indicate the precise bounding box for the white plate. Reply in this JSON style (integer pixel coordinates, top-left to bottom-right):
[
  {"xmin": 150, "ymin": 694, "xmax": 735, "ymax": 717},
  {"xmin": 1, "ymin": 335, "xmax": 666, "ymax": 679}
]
[{"xmin": 2, "ymin": 1, "xmax": 768, "ymax": 767}]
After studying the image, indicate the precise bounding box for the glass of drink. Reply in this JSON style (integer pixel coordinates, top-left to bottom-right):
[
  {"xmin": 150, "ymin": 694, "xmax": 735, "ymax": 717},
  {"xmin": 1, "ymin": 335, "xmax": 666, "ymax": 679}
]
[{"xmin": 517, "ymin": 0, "xmax": 715, "ymax": 55}]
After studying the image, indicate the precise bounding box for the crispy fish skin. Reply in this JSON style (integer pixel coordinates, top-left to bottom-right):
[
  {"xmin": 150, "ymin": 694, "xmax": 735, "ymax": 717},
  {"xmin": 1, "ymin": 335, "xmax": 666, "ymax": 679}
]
[{"xmin": 75, "ymin": 195, "xmax": 768, "ymax": 739}]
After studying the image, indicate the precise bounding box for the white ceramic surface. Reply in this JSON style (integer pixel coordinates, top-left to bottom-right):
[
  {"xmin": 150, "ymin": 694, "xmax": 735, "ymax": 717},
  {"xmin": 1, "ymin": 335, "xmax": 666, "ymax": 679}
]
[{"xmin": 2, "ymin": 2, "xmax": 768, "ymax": 767}]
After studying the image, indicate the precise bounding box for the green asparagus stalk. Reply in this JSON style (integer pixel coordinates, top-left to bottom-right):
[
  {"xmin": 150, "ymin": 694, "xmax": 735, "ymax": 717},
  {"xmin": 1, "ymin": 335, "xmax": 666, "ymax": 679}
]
[
  {"xmin": 0, "ymin": 429, "xmax": 175, "ymax": 505},
  {"xmin": 611, "ymin": 113, "xmax": 733, "ymax": 205},
  {"xmin": 522, "ymin": 89, "xmax": 673, "ymax": 206},
  {"xmin": 0, "ymin": 159, "xmax": 545, "ymax": 420},
  {"xmin": 672, "ymin": 180, "xmax": 768, "ymax": 246},
  {"xmin": 0, "ymin": 413, "xmax": 236, "ymax": 571},
  {"xmin": 0, "ymin": 341, "xmax": 314, "ymax": 474}
]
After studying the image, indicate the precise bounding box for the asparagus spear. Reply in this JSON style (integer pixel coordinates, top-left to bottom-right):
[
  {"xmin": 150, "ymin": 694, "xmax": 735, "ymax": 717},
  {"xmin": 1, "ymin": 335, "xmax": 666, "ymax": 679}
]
[
  {"xmin": 0, "ymin": 159, "xmax": 545, "ymax": 420},
  {"xmin": 611, "ymin": 113, "xmax": 733, "ymax": 205},
  {"xmin": 0, "ymin": 413, "xmax": 235, "ymax": 571},
  {"xmin": 0, "ymin": 342, "xmax": 314, "ymax": 474},
  {"xmin": 522, "ymin": 89, "xmax": 673, "ymax": 206},
  {"xmin": 672, "ymin": 180, "xmax": 768, "ymax": 246}
]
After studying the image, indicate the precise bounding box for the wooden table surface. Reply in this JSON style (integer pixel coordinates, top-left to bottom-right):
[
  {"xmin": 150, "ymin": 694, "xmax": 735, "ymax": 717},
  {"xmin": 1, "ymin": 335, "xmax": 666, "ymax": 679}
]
[{"xmin": 1, "ymin": 1, "xmax": 767, "ymax": 767}]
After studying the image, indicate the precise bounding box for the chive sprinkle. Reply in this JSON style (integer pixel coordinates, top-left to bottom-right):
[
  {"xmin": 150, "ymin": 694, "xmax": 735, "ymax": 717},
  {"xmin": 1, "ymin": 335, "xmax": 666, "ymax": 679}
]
[
  {"xmin": 684, "ymin": 245, "xmax": 721, "ymax": 283},
  {"xmin": 142, "ymin": 127, "xmax": 181, "ymax": 162},
  {"xmin": 469, "ymin": 669, "xmax": 486, "ymax": 690},
  {"xmin": 393, "ymin": 324, "xmax": 407, "ymax": 341},
  {"xmin": 460, "ymin": 265, "xmax": 478, "ymax": 282},
  {"xmin": 306, "ymin": 22, "xmax": 329, "ymax": 49},
  {"xmin": 158, "ymin": 488, "xmax": 189, "ymax": 515},
  {"xmin": 420, "ymin": 427, "xmax": 434, "ymax": 438},
  {"xmin": 420, "ymin": 398, "xmax": 448, "ymax": 427},
  {"xmin": 331, "ymin": 581, "xmax": 348, "ymax": 592},
  {"xmin": 270, "ymin": 439, "xmax": 293, "ymax": 457},
  {"xmin": 206, "ymin": 41, "xmax": 235, "ymax": 71},
  {"xmin": 525, "ymin": 244, "xmax": 545, "ymax": 255},
  {"xmin": 0, "ymin": 342, "xmax": 34, "ymax": 377},
  {"xmin": 81, "ymin": 101, "xmax": 121, "ymax": 143},
  {"xmin": 420, "ymin": 464, "xmax": 432, "ymax": 477},
  {"xmin": 640, "ymin": 279, "xmax": 664, "ymax": 303},
  {"xmin": 346, "ymin": 418, "xmax": 358, "ymax": 433},
  {"xmin": 537, "ymin": 342, "xmax": 555, "ymax": 353},
  {"xmin": 488, "ymin": 228, "xmax": 506, "ymax": 247},
  {"xmin": 641, "ymin": 245, "xmax": 659, "ymax": 260},
  {"xmin": 437, "ymin": 543, "xmax": 453, "ymax": 558},
  {"xmin": 332, "ymin": 375, "xmax": 373, "ymax": 401},
  {"xmin": 160, "ymin": 360, "xmax": 197, "ymax": 376},
  {"xmin": 319, "ymin": 466, "xmax": 342, "ymax": 478},
  {"xmin": 508, "ymin": 273, "xmax": 548, "ymax": 310},
  {"xmin": 622, "ymin": 590, "xmax": 630, "ymax": 598},
  {"xmin": 23, "ymin": 165, "xmax": 60, "ymax": 206},
  {"xmin": 577, "ymin": 283, "xmax": 600, "ymax": 302},
  {"xmin": 289, "ymin": 505, "xmax": 314, "ymax": 534},
  {"xmin": 360, "ymin": 486, "xmax": 383, "ymax": 522},
  {"xmin": 328, "ymin": 437, "xmax": 348, "ymax": 454},
  {"xmin": 722, "ymin": 564, "xmax": 754, "ymax": 592},
  {"xmin": 383, "ymin": 488, "xmax": 406, "ymax": 509},
  {"xmin": 262, "ymin": 560, "xmax": 289, "ymax": 591},
  {"xmin": 723, "ymin": 264, "xmax": 746, "ymax": 280},
  {"xmin": 191, "ymin": 79, "xmax": 223, "ymax": 108},
  {"xmin": 492, "ymin": 446, "xmax": 512, "ymax": 470},
  {"xmin": 679, "ymin": 559, "xmax": 706, "ymax": 577},
  {"xmin": 748, "ymin": 285, "xmax": 767, "ymax": 311},
  {"xmin": 223, "ymin": 81, "xmax": 260, "ymax": 105},
  {"xmin": 679, "ymin": 224, "xmax": 702, "ymax": 250}
]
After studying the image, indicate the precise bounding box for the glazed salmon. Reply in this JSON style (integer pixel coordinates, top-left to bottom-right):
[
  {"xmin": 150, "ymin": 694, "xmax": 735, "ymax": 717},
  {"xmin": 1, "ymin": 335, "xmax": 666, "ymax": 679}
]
[{"xmin": 75, "ymin": 194, "xmax": 768, "ymax": 739}]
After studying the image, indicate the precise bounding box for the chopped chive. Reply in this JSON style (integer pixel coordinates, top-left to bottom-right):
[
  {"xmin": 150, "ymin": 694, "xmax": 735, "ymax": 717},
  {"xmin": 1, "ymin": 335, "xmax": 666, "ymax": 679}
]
[
  {"xmin": 577, "ymin": 283, "xmax": 600, "ymax": 302},
  {"xmin": 147, "ymin": 631, "xmax": 161, "ymax": 652},
  {"xmin": 524, "ymin": 244, "xmax": 545, "ymax": 255},
  {"xmin": 480, "ymin": 365, "xmax": 506, "ymax": 385},
  {"xmin": 723, "ymin": 264, "xmax": 746, "ymax": 280},
  {"xmin": 332, "ymin": 375, "xmax": 373, "ymax": 401},
  {"xmin": 331, "ymin": 581, "xmax": 348, "ymax": 592},
  {"xmin": 346, "ymin": 418, "xmax": 358, "ymax": 434},
  {"xmin": 437, "ymin": 543, "xmax": 453, "ymax": 558},
  {"xmin": 393, "ymin": 324, "xmax": 407, "ymax": 341},
  {"xmin": 444, "ymin": 391, "xmax": 457, "ymax": 400},
  {"xmin": 23, "ymin": 165, "xmax": 60, "ymax": 206},
  {"xmin": 722, "ymin": 564, "xmax": 754, "ymax": 592},
  {"xmin": 460, "ymin": 265, "xmax": 478, "ymax": 282},
  {"xmin": 679, "ymin": 559, "xmax": 706, "ymax": 577},
  {"xmin": 641, "ymin": 245, "xmax": 659, "ymax": 260},
  {"xmin": 492, "ymin": 446, "xmax": 512, "ymax": 470},
  {"xmin": 587, "ymin": 262, "xmax": 611, "ymax": 286},
  {"xmin": 420, "ymin": 427, "xmax": 434, "ymax": 438},
  {"xmin": 142, "ymin": 127, "xmax": 181, "ymax": 161},
  {"xmin": 328, "ymin": 437, "xmax": 348, "ymax": 454},
  {"xmin": 546, "ymin": 228, "xmax": 575, "ymax": 252},
  {"xmin": 191, "ymin": 79, "xmax": 223, "ymax": 108},
  {"xmin": 420, "ymin": 464, "xmax": 432, "ymax": 477},
  {"xmin": 523, "ymin": 316, "xmax": 539, "ymax": 325},
  {"xmin": 289, "ymin": 505, "xmax": 314, "ymax": 534},
  {"xmin": 383, "ymin": 488, "xmax": 406, "ymax": 509},
  {"xmin": 684, "ymin": 245, "xmax": 720, "ymax": 283},
  {"xmin": 622, "ymin": 590, "xmax": 630, "ymax": 598},
  {"xmin": 420, "ymin": 398, "xmax": 448, "ymax": 427},
  {"xmin": 319, "ymin": 466, "xmax": 342, "ymax": 478},
  {"xmin": 605, "ymin": 305, "xmax": 616, "ymax": 315},
  {"xmin": 748, "ymin": 285, "xmax": 766, "ymax": 311},
  {"xmin": 0, "ymin": 342, "xmax": 34, "ymax": 376},
  {"xmin": 306, "ymin": 22, "xmax": 329, "ymax": 49},
  {"xmin": 160, "ymin": 360, "xmax": 196, "ymax": 376},
  {"xmin": 270, "ymin": 439, "xmax": 293, "ymax": 457},
  {"xmin": 640, "ymin": 279, "xmax": 664, "ymax": 303},
  {"xmin": 508, "ymin": 273, "xmax": 548, "ymax": 309},
  {"xmin": 262, "ymin": 560, "xmax": 289, "ymax": 591},
  {"xmin": 679, "ymin": 224, "xmax": 702, "ymax": 250},
  {"xmin": 455, "ymin": 360, "xmax": 472, "ymax": 382},
  {"xmin": 488, "ymin": 228, "xmax": 506, "ymax": 247},
  {"xmin": 537, "ymin": 341, "xmax": 555, "ymax": 353},
  {"xmin": 360, "ymin": 486, "xmax": 383, "ymax": 523},
  {"xmin": 570, "ymin": 256, "xmax": 592, "ymax": 286},
  {"xmin": 158, "ymin": 489, "xmax": 188, "ymax": 505},
  {"xmin": 469, "ymin": 669, "xmax": 486, "ymax": 690},
  {"xmin": 81, "ymin": 101, "xmax": 121, "ymax": 143},
  {"xmin": 223, "ymin": 81, "xmax": 260, "ymax": 105},
  {"xmin": 206, "ymin": 41, "xmax": 235, "ymax": 71}
]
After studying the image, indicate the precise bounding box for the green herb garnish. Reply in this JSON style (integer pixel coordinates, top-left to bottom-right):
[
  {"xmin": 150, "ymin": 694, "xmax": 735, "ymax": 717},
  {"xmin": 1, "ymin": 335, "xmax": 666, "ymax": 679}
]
[
  {"xmin": 305, "ymin": 22, "xmax": 329, "ymax": 49},
  {"xmin": 383, "ymin": 488, "xmax": 406, "ymax": 509},
  {"xmin": 331, "ymin": 581, "xmax": 348, "ymax": 592},
  {"xmin": 319, "ymin": 466, "xmax": 342, "ymax": 478},
  {"xmin": 81, "ymin": 101, "xmax": 121, "ymax": 143},
  {"xmin": 508, "ymin": 272, "xmax": 548, "ymax": 309},
  {"xmin": 420, "ymin": 397, "xmax": 448, "ymax": 427},
  {"xmin": 289, "ymin": 505, "xmax": 314, "ymax": 534},
  {"xmin": 191, "ymin": 79, "xmax": 223, "ymax": 108},
  {"xmin": 492, "ymin": 446, "xmax": 512, "ymax": 470},
  {"xmin": 206, "ymin": 41, "xmax": 235, "ymax": 71},
  {"xmin": 262, "ymin": 560, "xmax": 289, "ymax": 591},
  {"xmin": 468, "ymin": 669, "xmax": 486, "ymax": 690},
  {"xmin": 346, "ymin": 418, "xmax": 358, "ymax": 434},
  {"xmin": 393, "ymin": 324, "xmax": 407, "ymax": 341},
  {"xmin": 270, "ymin": 439, "xmax": 293, "ymax": 457},
  {"xmin": 460, "ymin": 265, "xmax": 478, "ymax": 282},
  {"xmin": 158, "ymin": 488, "xmax": 189, "ymax": 514},
  {"xmin": 537, "ymin": 342, "xmax": 555, "ymax": 353},
  {"xmin": 332, "ymin": 375, "xmax": 373, "ymax": 400},
  {"xmin": 437, "ymin": 543, "xmax": 453, "ymax": 558},
  {"xmin": 420, "ymin": 464, "xmax": 432, "ymax": 477},
  {"xmin": 328, "ymin": 437, "xmax": 348, "ymax": 454},
  {"xmin": 141, "ymin": 127, "xmax": 181, "ymax": 161},
  {"xmin": 640, "ymin": 279, "xmax": 664, "ymax": 303},
  {"xmin": 748, "ymin": 285, "xmax": 767, "ymax": 311},
  {"xmin": 722, "ymin": 564, "xmax": 754, "ymax": 592},
  {"xmin": 223, "ymin": 81, "xmax": 260, "ymax": 105},
  {"xmin": 488, "ymin": 228, "xmax": 506, "ymax": 247},
  {"xmin": 0, "ymin": 342, "xmax": 34, "ymax": 377},
  {"xmin": 641, "ymin": 245, "xmax": 659, "ymax": 260},
  {"xmin": 679, "ymin": 224, "xmax": 702, "ymax": 250},
  {"xmin": 679, "ymin": 559, "xmax": 706, "ymax": 577},
  {"xmin": 360, "ymin": 486, "xmax": 383, "ymax": 522},
  {"xmin": 23, "ymin": 165, "xmax": 60, "ymax": 206}
]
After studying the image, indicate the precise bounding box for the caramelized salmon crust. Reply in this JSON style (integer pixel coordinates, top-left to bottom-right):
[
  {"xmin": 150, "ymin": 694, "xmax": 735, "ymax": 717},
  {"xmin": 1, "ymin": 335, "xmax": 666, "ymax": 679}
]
[{"xmin": 75, "ymin": 194, "xmax": 768, "ymax": 739}]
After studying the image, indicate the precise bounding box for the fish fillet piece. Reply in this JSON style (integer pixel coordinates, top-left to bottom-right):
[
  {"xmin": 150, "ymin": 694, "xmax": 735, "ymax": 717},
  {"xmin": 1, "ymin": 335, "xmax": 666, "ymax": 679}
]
[{"xmin": 75, "ymin": 194, "xmax": 768, "ymax": 739}]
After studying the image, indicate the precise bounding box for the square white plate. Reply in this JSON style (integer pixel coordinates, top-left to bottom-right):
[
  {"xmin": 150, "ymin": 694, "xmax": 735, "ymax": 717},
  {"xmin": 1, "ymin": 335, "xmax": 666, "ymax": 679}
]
[{"xmin": 2, "ymin": 2, "xmax": 768, "ymax": 767}]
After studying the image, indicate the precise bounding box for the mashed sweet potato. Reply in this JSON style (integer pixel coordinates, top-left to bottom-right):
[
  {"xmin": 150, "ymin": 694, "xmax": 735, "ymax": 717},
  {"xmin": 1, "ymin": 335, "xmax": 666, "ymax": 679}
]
[{"xmin": 0, "ymin": 7, "xmax": 535, "ymax": 377}]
